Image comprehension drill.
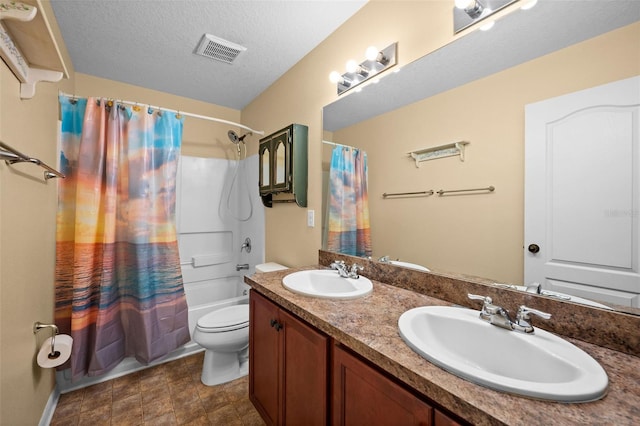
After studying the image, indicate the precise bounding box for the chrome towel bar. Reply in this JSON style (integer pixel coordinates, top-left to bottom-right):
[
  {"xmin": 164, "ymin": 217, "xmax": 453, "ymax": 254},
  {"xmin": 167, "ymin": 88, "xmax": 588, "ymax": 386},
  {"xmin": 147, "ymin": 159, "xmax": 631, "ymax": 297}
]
[
  {"xmin": 0, "ymin": 141, "xmax": 65, "ymax": 180},
  {"xmin": 437, "ymin": 186, "xmax": 495, "ymax": 195},
  {"xmin": 382, "ymin": 190, "xmax": 434, "ymax": 198}
]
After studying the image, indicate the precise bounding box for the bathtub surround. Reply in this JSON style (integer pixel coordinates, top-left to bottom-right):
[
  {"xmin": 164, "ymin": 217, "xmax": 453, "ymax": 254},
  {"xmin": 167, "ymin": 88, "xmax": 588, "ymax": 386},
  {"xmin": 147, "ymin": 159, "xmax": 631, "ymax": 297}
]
[
  {"xmin": 246, "ymin": 255, "xmax": 640, "ymax": 425},
  {"xmin": 177, "ymin": 155, "xmax": 264, "ymax": 334}
]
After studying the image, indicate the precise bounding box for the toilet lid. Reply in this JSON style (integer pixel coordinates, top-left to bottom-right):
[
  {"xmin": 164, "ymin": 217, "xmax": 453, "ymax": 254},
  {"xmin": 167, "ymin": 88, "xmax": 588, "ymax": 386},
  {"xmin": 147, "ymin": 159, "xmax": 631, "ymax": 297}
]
[{"xmin": 197, "ymin": 305, "xmax": 249, "ymax": 330}]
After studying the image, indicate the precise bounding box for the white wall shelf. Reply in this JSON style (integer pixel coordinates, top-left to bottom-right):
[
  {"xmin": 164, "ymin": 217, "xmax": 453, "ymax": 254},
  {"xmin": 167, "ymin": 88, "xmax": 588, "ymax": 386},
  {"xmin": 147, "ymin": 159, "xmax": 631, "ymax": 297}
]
[
  {"xmin": 408, "ymin": 141, "xmax": 469, "ymax": 168},
  {"xmin": 0, "ymin": 1, "xmax": 67, "ymax": 99}
]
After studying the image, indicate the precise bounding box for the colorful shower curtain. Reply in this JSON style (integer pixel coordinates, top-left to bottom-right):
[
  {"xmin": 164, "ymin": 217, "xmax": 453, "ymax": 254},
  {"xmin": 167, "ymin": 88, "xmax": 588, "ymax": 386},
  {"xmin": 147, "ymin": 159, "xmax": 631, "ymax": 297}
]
[
  {"xmin": 55, "ymin": 95, "xmax": 189, "ymax": 380},
  {"xmin": 326, "ymin": 146, "xmax": 372, "ymax": 257}
]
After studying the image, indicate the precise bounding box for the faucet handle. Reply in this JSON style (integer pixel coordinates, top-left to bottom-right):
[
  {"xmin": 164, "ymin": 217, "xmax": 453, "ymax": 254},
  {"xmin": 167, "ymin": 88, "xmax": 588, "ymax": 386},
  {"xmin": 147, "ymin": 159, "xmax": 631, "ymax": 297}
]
[
  {"xmin": 516, "ymin": 306, "xmax": 551, "ymax": 322},
  {"xmin": 468, "ymin": 293, "xmax": 493, "ymax": 305},
  {"xmin": 468, "ymin": 294, "xmax": 501, "ymax": 320},
  {"xmin": 330, "ymin": 260, "xmax": 345, "ymax": 268}
]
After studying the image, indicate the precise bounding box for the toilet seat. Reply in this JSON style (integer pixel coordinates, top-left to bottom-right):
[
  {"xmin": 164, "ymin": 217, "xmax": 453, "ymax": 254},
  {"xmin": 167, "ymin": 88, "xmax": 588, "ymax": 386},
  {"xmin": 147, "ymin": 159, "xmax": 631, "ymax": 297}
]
[{"xmin": 197, "ymin": 305, "xmax": 249, "ymax": 332}]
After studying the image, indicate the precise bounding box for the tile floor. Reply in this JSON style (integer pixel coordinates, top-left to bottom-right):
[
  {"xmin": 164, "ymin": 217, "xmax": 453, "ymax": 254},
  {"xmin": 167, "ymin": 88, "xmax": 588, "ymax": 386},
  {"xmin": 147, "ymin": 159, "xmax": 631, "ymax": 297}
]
[{"xmin": 50, "ymin": 352, "xmax": 265, "ymax": 425}]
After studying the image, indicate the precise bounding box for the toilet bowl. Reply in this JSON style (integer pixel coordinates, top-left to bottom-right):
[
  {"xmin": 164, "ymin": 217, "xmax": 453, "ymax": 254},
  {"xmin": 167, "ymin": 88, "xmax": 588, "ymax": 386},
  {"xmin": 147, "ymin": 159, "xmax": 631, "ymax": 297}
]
[{"xmin": 193, "ymin": 304, "xmax": 250, "ymax": 386}]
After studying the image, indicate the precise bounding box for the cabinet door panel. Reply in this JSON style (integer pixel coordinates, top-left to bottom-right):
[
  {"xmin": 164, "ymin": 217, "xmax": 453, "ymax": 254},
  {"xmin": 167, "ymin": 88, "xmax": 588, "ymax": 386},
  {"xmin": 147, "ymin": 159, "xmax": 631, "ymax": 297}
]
[
  {"xmin": 259, "ymin": 142, "xmax": 271, "ymax": 195},
  {"xmin": 333, "ymin": 345, "xmax": 433, "ymax": 426},
  {"xmin": 271, "ymin": 130, "xmax": 291, "ymax": 192},
  {"xmin": 434, "ymin": 409, "xmax": 463, "ymax": 426},
  {"xmin": 281, "ymin": 309, "xmax": 328, "ymax": 426},
  {"xmin": 249, "ymin": 291, "xmax": 280, "ymax": 425}
]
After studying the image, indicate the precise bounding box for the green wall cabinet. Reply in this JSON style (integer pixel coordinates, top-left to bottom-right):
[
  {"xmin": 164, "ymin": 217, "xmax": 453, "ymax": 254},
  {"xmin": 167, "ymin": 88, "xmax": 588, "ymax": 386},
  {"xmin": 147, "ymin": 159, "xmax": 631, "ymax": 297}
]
[{"xmin": 258, "ymin": 124, "xmax": 308, "ymax": 207}]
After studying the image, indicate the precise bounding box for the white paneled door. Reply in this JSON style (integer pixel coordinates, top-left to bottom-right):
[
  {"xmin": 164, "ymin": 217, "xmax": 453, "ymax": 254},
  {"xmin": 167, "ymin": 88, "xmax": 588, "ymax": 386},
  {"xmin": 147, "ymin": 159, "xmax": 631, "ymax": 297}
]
[{"xmin": 525, "ymin": 76, "xmax": 640, "ymax": 308}]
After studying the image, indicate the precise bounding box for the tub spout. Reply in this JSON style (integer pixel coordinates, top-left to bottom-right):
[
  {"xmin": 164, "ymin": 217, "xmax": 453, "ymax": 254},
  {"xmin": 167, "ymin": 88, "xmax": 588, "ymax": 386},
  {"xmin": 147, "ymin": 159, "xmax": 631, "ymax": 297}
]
[{"xmin": 236, "ymin": 264, "xmax": 250, "ymax": 271}]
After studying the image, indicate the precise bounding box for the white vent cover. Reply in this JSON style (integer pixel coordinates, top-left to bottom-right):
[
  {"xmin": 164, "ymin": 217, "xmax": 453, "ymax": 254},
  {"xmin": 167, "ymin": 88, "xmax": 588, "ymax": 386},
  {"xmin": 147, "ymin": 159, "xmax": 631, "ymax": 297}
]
[{"xmin": 195, "ymin": 34, "xmax": 247, "ymax": 64}]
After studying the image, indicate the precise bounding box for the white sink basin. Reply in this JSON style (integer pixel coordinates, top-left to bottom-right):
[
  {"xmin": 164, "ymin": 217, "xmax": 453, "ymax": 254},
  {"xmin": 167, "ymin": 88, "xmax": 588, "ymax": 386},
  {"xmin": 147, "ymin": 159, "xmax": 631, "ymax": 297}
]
[
  {"xmin": 282, "ymin": 270, "xmax": 373, "ymax": 299},
  {"xmin": 398, "ymin": 306, "xmax": 608, "ymax": 402}
]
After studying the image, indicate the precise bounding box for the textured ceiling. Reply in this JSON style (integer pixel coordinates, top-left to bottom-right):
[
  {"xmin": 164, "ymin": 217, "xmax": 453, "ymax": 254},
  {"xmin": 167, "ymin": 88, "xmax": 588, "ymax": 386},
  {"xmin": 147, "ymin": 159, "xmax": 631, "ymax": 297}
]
[{"xmin": 50, "ymin": 0, "xmax": 367, "ymax": 110}]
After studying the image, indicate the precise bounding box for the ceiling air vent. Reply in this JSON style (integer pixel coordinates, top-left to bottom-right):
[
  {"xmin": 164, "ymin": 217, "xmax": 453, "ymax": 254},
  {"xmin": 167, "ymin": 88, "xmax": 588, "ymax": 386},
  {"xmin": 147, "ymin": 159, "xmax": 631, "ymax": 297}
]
[{"xmin": 195, "ymin": 34, "xmax": 247, "ymax": 64}]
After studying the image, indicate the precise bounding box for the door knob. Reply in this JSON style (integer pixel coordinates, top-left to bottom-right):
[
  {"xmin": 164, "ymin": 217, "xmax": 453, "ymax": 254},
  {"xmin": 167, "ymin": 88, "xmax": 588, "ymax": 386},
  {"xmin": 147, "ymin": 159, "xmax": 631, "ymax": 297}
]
[{"xmin": 528, "ymin": 244, "xmax": 540, "ymax": 254}]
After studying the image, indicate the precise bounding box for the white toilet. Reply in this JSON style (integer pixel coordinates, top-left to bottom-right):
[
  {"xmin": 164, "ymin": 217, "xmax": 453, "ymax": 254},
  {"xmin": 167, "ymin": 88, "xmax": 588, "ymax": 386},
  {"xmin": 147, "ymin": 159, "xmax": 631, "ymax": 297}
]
[
  {"xmin": 193, "ymin": 304, "xmax": 250, "ymax": 386},
  {"xmin": 193, "ymin": 262, "xmax": 288, "ymax": 386}
]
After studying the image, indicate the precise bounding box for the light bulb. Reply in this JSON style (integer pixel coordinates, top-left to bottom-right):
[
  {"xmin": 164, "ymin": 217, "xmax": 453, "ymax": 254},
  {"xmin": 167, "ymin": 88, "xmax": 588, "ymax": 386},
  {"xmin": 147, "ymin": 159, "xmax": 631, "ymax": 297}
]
[
  {"xmin": 455, "ymin": 0, "xmax": 474, "ymax": 10},
  {"xmin": 329, "ymin": 71, "xmax": 342, "ymax": 84},
  {"xmin": 520, "ymin": 0, "xmax": 538, "ymax": 10},
  {"xmin": 345, "ymin": 59, "xmax": 359, "ymax": 73},
  {"xmin": 365, "ymin": 46, "xmax": 379, "ymax": 62}
]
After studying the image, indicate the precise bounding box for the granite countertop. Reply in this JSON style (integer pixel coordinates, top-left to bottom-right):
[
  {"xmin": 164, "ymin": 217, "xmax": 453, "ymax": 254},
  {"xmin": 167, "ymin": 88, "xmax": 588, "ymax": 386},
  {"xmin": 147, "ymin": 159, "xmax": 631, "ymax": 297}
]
[{"xmin": 245, "ymin": 266, "xmax": 640, "ymax": 426}]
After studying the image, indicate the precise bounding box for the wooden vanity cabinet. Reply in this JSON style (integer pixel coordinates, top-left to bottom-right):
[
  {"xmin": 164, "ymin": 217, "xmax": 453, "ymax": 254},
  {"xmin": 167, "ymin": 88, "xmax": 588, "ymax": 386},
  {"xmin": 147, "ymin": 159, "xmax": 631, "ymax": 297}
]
[
  {"xmin": 332, "ymin": 344, "xmax": 431, "ymax": 425},
  {"xmin": 250, "ymin": 290, "xmax": 464, "ymax": 426},
  {"xmin": 332, "ymin": 345, "xmax": 464, "ymax": 426},
  {"xmin": 249, "ymin": 290, "xmax": 328, "ymax": 426}
]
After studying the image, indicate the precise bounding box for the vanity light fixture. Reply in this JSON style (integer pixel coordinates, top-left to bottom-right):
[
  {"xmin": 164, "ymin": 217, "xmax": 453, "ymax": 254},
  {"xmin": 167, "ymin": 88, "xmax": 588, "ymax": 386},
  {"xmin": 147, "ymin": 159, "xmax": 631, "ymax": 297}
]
[
  {"xmin": 453, "ymin": 0, "xmax": 518, "ymax": 33},
  {"xmin": 329, "ymin": 42, "xmax": 397, "ymax": 95},
  {"xmin": 329, "ymin": 71, "xmax": 352, "ymax": 88}
]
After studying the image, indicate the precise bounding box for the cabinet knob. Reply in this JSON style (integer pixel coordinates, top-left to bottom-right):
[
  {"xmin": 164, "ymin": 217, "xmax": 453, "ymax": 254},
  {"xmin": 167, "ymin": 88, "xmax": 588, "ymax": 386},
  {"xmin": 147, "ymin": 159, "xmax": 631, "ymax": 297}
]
[{"xmin": 270, "ymin": 319, "xmax": 283, "ymax": 331}]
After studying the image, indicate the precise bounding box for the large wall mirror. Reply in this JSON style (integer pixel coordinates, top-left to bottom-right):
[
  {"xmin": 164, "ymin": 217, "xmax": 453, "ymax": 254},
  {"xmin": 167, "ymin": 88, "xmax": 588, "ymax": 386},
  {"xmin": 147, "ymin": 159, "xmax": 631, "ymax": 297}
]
[{"xmin": 322, "ymin": 1, "xmax": 640, "ymax": 315}]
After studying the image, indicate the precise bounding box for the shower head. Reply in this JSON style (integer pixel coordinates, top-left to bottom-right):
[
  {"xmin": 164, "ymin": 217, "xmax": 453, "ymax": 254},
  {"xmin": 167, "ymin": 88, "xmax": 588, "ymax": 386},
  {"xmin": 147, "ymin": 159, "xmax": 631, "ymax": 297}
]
[{"xmin": 228, "ymin": 130, "xmax": 250, "ymax": 144}]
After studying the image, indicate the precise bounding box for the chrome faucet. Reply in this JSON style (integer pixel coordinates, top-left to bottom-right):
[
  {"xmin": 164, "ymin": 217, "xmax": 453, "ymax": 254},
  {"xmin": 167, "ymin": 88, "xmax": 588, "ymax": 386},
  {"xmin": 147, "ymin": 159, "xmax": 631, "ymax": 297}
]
[
  {"xmin": 330, "ymin": 260, "xmax": 364, "ymax": 279},
  {"xmin": 468, "ymin": 294, "xmax": 551, "ymax": 334}
]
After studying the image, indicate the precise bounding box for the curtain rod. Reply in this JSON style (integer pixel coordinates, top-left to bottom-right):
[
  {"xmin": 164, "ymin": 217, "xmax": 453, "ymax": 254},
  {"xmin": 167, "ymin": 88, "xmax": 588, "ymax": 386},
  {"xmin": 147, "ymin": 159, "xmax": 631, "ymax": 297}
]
[
  {"xmin": 322, "ymin": 140, "xmax": 358, "ymax": 150},
  {"xmin": 58, "ymin": 91, "xmax": 264, "ymax": 136}
]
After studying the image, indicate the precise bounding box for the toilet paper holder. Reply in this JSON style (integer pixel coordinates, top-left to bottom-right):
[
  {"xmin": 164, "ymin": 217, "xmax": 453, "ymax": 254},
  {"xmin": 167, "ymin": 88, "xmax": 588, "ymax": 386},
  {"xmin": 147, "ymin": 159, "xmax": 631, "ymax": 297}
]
[{"xmin": 33, "ymin": 322, "xmax": 60, "ymax": 358}]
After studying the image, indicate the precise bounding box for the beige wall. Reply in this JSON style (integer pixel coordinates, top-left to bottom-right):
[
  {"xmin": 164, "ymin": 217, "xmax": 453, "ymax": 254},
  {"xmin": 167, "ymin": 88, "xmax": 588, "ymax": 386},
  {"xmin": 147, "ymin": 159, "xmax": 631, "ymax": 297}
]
[
  {"xmin": 244, "ymin": 0, "xmax": 639, "ymax": 277},
  {"xmin": 242, "ymin": 0, "xmax": 478, "ymax": 268},
  {"xmin": 0, "ymin": 52, "xmax": 74, "ymax": 426},
  {"xmin": 0, "ymin": 2, "xmax": 75, "ymax": 423},
  {"xmin": 1, "ymin": 27, "xmax": 243, "ymax": 426},
  {"xmin": 332, "ymin": 22, "xmax": 640, "ymax": 284}
]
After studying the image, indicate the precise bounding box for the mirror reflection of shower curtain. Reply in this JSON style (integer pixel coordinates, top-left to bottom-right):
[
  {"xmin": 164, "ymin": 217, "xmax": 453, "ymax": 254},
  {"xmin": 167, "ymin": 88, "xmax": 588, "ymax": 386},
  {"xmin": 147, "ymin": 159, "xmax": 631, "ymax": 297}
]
[
  {"xmin": 55, "ymin": 95, "xmax": 189, "ymax": 381},
  {"xmin": 325, "ymin": 146, "xmax": 372, "ymax": 257}
]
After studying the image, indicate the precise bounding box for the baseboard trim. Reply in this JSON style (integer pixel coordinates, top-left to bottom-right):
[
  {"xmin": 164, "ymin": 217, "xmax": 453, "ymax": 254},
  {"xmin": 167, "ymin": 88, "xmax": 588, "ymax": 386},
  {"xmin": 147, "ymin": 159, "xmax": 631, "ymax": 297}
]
[{"xmin": 38, "ymin": 387, "xmax": 60, "ymax": 426}]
